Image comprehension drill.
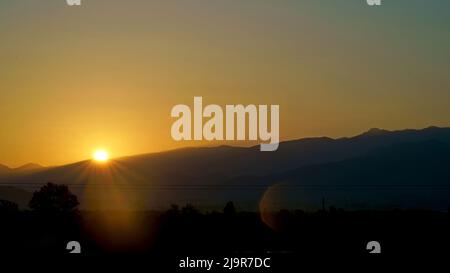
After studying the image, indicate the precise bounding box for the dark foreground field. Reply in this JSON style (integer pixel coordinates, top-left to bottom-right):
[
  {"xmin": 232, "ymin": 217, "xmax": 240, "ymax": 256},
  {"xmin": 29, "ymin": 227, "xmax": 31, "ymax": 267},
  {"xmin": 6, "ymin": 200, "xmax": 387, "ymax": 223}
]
[{"xmin": 1, "ymin": 203, "xmax": 449, "ymax": 265}]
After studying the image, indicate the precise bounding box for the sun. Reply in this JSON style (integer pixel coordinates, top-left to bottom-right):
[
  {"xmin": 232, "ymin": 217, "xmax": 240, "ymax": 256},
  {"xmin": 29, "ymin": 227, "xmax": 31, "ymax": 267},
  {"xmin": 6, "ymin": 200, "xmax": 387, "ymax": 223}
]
[{"xmin": 92, "ymin": 149, "xmax": 109, "ymax": 162}]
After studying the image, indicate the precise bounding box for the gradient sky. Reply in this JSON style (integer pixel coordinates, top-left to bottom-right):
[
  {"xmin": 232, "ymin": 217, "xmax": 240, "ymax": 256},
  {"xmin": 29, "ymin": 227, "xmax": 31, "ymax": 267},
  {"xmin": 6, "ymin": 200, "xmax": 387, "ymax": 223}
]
[{"xmin": 1, "ymin": 0, "xmax": 449, "ymax": 167}]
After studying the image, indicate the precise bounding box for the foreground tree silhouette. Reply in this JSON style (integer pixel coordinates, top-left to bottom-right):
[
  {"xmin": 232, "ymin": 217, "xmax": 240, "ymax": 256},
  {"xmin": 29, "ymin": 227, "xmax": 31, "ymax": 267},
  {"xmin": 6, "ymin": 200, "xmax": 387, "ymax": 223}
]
[
  {"xmin": 181, "ymin": 203, "xmax": 199, "ymax": 215},
  {"xmin": 0, "ymin": 200, "xmax": 18, "ymax": 213},
  {"xmin": 29, "ymin": 183, "xmax": 79, "ymax": 213},
  {"xmin": 224, "ymin": 201, "xmax": 236, "ymax": 217}
]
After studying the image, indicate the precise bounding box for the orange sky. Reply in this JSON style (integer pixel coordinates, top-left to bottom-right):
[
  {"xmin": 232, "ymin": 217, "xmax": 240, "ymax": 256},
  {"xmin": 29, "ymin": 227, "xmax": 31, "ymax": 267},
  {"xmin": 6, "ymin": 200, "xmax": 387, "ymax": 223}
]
[{"xmin": 0, "ymin": 0, "xmax": 449, "ymax": 167}]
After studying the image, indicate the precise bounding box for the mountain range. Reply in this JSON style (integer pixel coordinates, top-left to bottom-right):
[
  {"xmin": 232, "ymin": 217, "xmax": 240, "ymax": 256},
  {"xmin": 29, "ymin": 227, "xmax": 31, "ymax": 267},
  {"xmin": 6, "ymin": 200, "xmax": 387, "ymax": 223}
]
[
  {"xmin": 0, "ymin": 163, "xmax": 44, "ymax": 174},
  {"xmin": 1, "ymin": 126, "xmax": 450, "ymax": 211}
]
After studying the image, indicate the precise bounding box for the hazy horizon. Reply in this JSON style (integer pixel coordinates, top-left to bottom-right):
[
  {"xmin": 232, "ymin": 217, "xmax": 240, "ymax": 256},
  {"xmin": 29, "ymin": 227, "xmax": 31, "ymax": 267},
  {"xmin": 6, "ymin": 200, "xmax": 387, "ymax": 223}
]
[{"xmin": 1, "ymin": 124, "xmax": 449, "ymax": 168}]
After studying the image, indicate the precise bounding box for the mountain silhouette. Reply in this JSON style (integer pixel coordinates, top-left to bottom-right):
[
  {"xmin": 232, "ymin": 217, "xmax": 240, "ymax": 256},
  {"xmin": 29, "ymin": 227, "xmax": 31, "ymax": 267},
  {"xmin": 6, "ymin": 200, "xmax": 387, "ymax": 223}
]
[
  {"xmin": 0, "ymin": 186, "xmax": 32, "ymax": 209},
  {"xmin": 261, "ymin": 140, "xmax": 450, "ymax": 210},
  {"xmin": 14, "ymin": 163, "xmax": 43, "ymax": 172},
  {"xmin": 0, "ymin": 163, "xmax": 44, "ymax": 174},
  {"xmin": 0, "ymin": 164, "xmax": 10, "ymax": 174},
  {"xmin": 0, "ymin": 126, "xmax": 449, "ymax": 210}
]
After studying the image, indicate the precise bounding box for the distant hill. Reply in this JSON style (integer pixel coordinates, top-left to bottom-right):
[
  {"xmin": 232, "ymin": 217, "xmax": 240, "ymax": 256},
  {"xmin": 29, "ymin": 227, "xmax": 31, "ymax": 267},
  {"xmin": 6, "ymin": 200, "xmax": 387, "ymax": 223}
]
[
  {"xmin": 0, "ymin": 186, "xmax": 32, "ymax": 209},
  {"xmin": 0, "ymin": 164, "xmax": 10, "ymax": 174},
  {"xmin": 14, "ymin": 163, "xmax": 43, "ymax": 172},
  {"xmin": 1, "ymin": 126, "xmax": 450, "ymax": 210},
  {"xmin": 0, "ymin": 163, "xmax": 44, "ymax": 174},
  {"xmin": 261, "ymin": 140, "xmax": 450, "ymax": 211}
]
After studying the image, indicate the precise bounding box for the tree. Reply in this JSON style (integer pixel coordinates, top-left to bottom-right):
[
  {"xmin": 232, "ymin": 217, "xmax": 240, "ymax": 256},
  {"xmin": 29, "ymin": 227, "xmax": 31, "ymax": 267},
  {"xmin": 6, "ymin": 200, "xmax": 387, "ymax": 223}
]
[
  {"xmin": 181, "ymin": 203, "xmax": 198, "ymax": 215},
  {"xmin": 167, "ymin": 204, "xmax": 180, "ymax": 216},
  {"xmin": 224, "ymin": 201, "xmax": 236, "ymax": 217},
  {"xmin": 0, "ymin": 200, "xmax": 19, "ymax": 213},
  {"xmin": 29, "ymin": 183, "xmax": 79, "ymax": 213}
]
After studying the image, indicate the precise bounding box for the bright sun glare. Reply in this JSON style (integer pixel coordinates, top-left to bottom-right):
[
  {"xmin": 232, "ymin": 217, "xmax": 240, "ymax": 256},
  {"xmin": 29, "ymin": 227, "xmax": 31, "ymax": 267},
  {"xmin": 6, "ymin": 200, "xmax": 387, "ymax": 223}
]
[{"xmin": 93, "ymin": 149, "xmax": 109, "ymax": 162}]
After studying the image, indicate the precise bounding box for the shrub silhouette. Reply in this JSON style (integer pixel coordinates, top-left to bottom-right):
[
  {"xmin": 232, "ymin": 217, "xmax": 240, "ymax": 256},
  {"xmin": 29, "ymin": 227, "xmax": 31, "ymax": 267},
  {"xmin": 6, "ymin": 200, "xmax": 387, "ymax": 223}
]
[
  {"xmin": 167, "ymin": 204, "xmax": 180, "ymax": 217},
  {"xmin": 224, "ymin": 201, "xmax": 236, "ymax": 217},
  {"xmin": 0, "ymin": 199, "xmax": 19, "ymax": 213},
  {"xmin": 181, "ymin": 203, "xmax": 198, "ymax": 215},
  {"xmin": 29, "ymin": 182, "xmax": 79, "ymax": 213}
]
